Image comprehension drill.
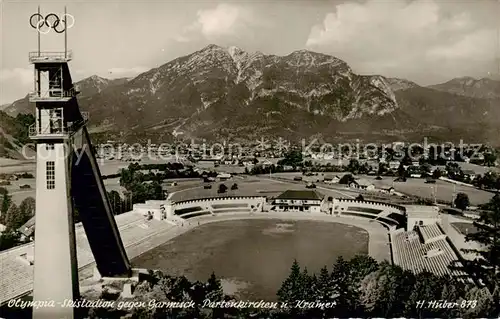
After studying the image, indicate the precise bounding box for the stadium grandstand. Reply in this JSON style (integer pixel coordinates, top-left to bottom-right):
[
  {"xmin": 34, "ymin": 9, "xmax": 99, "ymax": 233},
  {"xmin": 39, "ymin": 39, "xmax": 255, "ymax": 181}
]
[
  {"xmin": 0, "ymin": 211, "xmax": 174, "ymax": 306},
  {"xmin": 391, "ymin": 224, "xmax": 470, "ymax": 280}
]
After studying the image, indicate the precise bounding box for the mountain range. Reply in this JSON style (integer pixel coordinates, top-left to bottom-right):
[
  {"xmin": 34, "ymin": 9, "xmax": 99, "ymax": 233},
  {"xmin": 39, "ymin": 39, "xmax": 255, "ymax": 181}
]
[{"xmin": 3, "ymin": 44, "xmax": 500, "ymax": 149}]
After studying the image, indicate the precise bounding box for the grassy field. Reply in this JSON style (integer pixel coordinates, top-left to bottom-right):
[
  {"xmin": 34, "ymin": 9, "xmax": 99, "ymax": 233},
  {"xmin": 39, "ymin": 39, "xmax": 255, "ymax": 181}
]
[
  {"xmin": 363, "ymin": 175, "xmax": 494, "ymax": 206},
  {"xmin": 168, "ymin": 177, "xmax": 306, "ymax": 201},
  {"xmin": 451, "ymin": 222, "xmax": 479, "ymax": 235},
  {"xmin": 268, "ymin": 172, "xmax": 495, "ymax": 206},
  {"xmin": 167, "ymin": 176, "xmax": 361, "ymax": 202},
  {"xmin": 131, "ymin": 219, "xmax": 368, "ymax": 301}
]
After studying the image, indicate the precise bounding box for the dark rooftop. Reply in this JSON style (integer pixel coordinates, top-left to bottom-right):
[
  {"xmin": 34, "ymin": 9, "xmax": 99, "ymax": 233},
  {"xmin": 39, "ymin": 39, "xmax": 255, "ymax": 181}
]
[
  {"xmin": 275, "ymin": 190, "xmax": 323, "ymax": 201},
  {"xmin": 18, "ymin": 216, "xmax": 36, "ymax": 237}
]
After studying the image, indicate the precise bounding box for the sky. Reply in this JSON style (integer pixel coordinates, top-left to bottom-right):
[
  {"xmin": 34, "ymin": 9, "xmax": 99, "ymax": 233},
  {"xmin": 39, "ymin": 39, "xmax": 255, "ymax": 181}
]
[{"xmin": 1, "ymin": 0, "xmax": 500, "ymax": 105}]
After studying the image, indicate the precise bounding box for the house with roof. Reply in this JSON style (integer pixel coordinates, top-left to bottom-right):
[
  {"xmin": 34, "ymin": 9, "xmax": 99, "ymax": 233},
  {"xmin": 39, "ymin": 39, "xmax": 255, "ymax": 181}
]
[
  {"xmin": 217, "ymin": 173, "xmax": 231, "ymax": 181},
  {"xmin": 380, "ymin": 186, "xmax": 395, "ymax": 194},
  {"xmin": 272, "ymin": 190, "xmax": 324, "ymax": 213},
  {"xmin": 462, "ymin": 170, "xmax": 477, "ymax": 181},
  {"xmin": 18, "ymin": 216, "xmax": 36, "ymax": 241},
  {"xmin": 349, "ymin": 179, "xmax": 375, "ymax": 191},
  {"xmin": 388, "ymin": 161, "xmax": 401, "ymax": 170},
  {"xmin": 323, "ymin": 174, "xmax": 340, "ymax": 184}
]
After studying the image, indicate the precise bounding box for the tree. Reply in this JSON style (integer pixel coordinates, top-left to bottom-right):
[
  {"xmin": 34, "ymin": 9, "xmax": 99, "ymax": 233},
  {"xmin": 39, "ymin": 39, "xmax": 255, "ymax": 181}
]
[
  {"xmin": 231, "ymin": 183, "xmax": 238, "ymax": 190},
  {"xmin": 19, "ymin": 197, "xmax": 35, "ymax": 220},
  {"xmin": 462, "ymin": 193, "xmax": 500, "ymax": 290},
  {"xmin": 106, "ymin": 270, "xmax": 240, "ymax": 319},
  {"xmin": 420, "ymin": 163, "xmax": 432, "ymax": 175},
  {"xmin": 349, "ymin": 255, "xmax": 379, "ymax": 283},
  {"xmin": 315, "ymin": 266, "xmax": 334, "ymax": 300},
  {"xmin": 0, "ymin": 230, "xmax": 21, "ymax": 251},
  {"xmin": 458, "ymin": 286, "xmax": 497, "ymax": 318},
  {"xmin": 5, "ymin": 203, "xmax": 22, "ymax": 231},
  {"xmin": 330, "ymin": 256, "xmax": 355, "ymax": 316},
  {"xmin": 107, "ymin": 191, "xmax": 123, "ymax": 215},
  {"xmin": 439, "ymin": 277, "xmax": 464, "ymax": 318},
  {"xmin": 378, "ymin": 163, "xmax": 388, "ymax": 175},
  {"xmin": 119, "ymin": 167, "xmax": 134, "ymax": 187},
  {"xmin": 484, "ymin": 152, "xmax": 497, "ymax": 167},
  {"xmin": 339, "ymin": 174, "xmax": 355, "ymax": 185},
  {"xmin": 397, "ymin": 163, "xmax": 407, "ymax": 178},
  {"xmin": 347, "ymin": 159, "xmax": 360, "ymax": 174},
  {"xmin": 356, "ymin": 194, "xmax": 364, "ymax": 201},
  {"xmin": 205, "ymin": 272, "xmax": 223, "ymax": 301},
  {"xmin": 205, "ymin": 272, "xmax": 226, "ymax": 318},
  {"xmin": 359, "ymin": 262, "xmax": 414, "ymax": 317},
  {"xmin": 277, "ymin": 259, "xmax": 305, "ymax": 304},
  {"xmin": 0, "ymin": 188, "xmax": 11, "ymax": 224},
  {"xmin": 218, "ymin": 184, "xmax": 227, "ymax": 194},
  {"xmin": 404, "ymin": 271, "xmax": 446, "ymax": 318},
  {"xmin": 432, "ymin": 168, "xmax": 442, "ymax": 179},
  {"xmin": 476, "ymin": 171, "xmax": 498, "ymax": 190},
  {"xmin": 454, "ymin": 192, "xmax": 470, "ymax": 211},
  {"xmin": 277, "ymin": 150, "xmax": 303, "ymax": 167}
]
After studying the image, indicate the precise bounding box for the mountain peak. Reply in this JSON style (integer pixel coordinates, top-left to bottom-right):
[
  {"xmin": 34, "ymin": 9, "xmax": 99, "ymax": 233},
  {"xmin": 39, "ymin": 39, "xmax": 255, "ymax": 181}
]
[
  {"xmin": 85, "ymin": 75, "xmax": 109, "ymax": 85},
  {"xmin": 450, "ymin": 76, "xmax": 476, "ymax": 83},
  {"xmin": 227, "ymin": 45, "xmax": 244, "ymax": 55},
  {"xmin": 429, "ymin": 76, "xmax": 500, "ymax": 98},
  {"xmin": 88, "ymin": 74, "xmax": 106, "ymax": 80},
  {"xmin": 290, "ymin": 49, "xmax": 314, "ymax": 54},
  {"xmin": 384, "ymin": 77, "xmax": 420, "ymax": 91},
  {"xmin": 202, "ymin": 44, "xmax": 224, "ymax": 51}
]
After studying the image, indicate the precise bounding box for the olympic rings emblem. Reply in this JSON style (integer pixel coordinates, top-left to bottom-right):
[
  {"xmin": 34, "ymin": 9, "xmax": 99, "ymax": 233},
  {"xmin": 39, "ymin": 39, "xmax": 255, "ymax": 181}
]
[{"xmin": 29, "ymin": 13, "xmax": 75, "ymax": 34}]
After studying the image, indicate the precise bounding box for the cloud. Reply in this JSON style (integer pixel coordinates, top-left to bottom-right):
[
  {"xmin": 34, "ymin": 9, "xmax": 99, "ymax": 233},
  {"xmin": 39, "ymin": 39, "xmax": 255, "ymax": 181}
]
[
  {"xmin": 197, "ymin": 3, "xmax": 246, "ymax": 37},
  {"xmin": 171, "ymin": 34, "xmax": 190, "ymax": 43},
  {"xmin": 305, "ymin": 0, "xmax": 496, "ymax": 82},
  {"xmin": 426, "ymin": 29, "xmax": 496, "ymax": 61},
  {"xmin": 176, "ymin": 3, "xmax": 255, "ymax": 42},
  {"xmin": 0, "ymin": 68, "xmax": 32, "ymax": 86},
  {"xmin": 0, "ymin": 68, "xmax": 33, "ymax": 104}
]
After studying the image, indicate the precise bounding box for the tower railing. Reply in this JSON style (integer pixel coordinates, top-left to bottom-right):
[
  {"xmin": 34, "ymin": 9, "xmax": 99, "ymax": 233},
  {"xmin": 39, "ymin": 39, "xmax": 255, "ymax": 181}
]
[
  {"xmin": 29, "ymin": 87, "xmax": 78, "ymax": 101},
  {"xmin": 28, "ymin": 112, "xmax": 89, "ymax": 138},
  {"xmin": 29, "ymin": 51, "xmax": 73, "ymax": 63}
]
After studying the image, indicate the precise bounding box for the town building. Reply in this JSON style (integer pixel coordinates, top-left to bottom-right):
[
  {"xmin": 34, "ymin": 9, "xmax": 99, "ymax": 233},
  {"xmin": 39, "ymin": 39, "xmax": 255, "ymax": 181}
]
[
  {"xmin": 380, "ymin": 186, "xmax": 395, "ymax": 194},
  {"xmin": 388, "ymin": 161, "xmax": 401, "ymax": 170},
  {"xmin": 349, "ymin": 179, "xmax": 375, "ymax": 191},
  {"xmin": 217, "ymin": 173, "xmax": 231, "ymax": 181},
  {"xmin": 323, "ymin": 174, "xmax": 340, "ymax": 184},
  {"xmin": 462, "ymin": 170, "xmax": 477, "ymax": 180},
  {"xmin": 18, "ymin": 216, "xmax": 36, "ymax": 241},
  {"xmin": 273, "ymin": 190, "xmax": 324, "ymax": 213}
]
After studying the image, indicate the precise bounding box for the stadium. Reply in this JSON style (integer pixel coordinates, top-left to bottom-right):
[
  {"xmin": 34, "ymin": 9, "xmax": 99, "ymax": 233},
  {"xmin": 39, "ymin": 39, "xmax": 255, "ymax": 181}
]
[{"xmin": 0, "ymin": 175, "xmax": 478, "ymax": 307}]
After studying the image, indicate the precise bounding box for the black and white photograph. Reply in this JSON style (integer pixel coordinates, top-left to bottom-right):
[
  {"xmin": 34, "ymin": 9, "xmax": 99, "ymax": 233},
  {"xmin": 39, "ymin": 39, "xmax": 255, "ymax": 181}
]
[{"xmin": 1, "ymin": 0, "xmax": 500, "ymax": 318}]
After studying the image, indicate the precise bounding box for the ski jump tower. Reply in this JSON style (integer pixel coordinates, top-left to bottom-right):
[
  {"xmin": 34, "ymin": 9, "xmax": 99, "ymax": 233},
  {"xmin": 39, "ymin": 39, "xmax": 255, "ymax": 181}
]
[{"xmin": 29, "ymin": 8, "xmax": 132, "ymax": 319}]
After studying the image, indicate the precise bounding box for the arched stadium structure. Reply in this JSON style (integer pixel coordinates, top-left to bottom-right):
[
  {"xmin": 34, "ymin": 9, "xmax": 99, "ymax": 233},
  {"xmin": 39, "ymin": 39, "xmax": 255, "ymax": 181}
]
[{"xmin": 0, "ymin": 194, "xmax": 472, "ymax": 307}]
